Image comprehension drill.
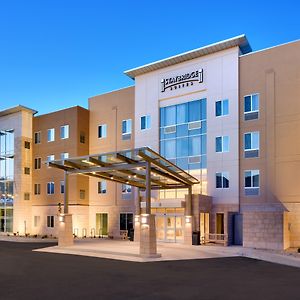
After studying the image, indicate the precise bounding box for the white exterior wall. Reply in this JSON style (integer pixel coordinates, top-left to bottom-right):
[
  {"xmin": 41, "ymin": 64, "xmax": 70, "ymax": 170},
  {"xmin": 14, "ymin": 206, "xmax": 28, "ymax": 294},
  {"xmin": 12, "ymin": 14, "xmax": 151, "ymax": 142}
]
[{"xmin": 134, "ymin": 47, "xmax": 240, "ymax": 205}]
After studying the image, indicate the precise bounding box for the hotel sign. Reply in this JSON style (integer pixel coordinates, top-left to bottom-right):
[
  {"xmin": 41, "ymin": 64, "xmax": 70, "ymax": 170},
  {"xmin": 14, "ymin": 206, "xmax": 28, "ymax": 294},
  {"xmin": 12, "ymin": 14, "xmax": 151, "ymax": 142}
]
[{"xmin": 161, "ymin": 69, "xmax": 203, "ymax": 92}]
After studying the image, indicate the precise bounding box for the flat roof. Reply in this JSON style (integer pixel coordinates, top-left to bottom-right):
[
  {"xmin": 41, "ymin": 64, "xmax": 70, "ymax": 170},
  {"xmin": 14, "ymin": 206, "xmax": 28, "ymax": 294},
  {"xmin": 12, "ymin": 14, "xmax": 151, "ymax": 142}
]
[
  {"xmin": 124, "ymin": 34, "xmax": 252, "ymax": 79},
  {"xmin": 0, "ymin": 105, "xmax": 37, "ymax": 117},
  {"xmin": 48, "ymin": 147, "xmax": 199, "ymax": 190}
]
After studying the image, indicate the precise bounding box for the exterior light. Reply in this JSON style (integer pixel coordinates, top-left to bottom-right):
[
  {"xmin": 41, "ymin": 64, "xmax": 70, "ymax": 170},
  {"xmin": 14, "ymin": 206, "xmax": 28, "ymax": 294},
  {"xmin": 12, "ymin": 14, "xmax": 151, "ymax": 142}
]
[
  {"xmin": 133, "ymin": 175, "xmax": 137, "ymax": 178},
  {"xmin": 185, "ymin": 216, "xmax": 192, "ymax": 223},
  {"xmin": 141, "ymin": 214, "xmax": 149, "ymax": 224},
  {"xmin": 59, "ymin": 215, "xmax": 65, "ymax": 222},
  {"xmin": 92, "ymin": 172, "xmax": 96, "ymax": 175},
  {"xmin": 135, "ymin": 215, "xmax": 140, "ymax": 223},
  {"xmin": 126, "ymin": 181, "xmax": 129, "ymax": 184},
  {"xmin": 128, "ymin": 175, "xmax": 132, "ymax": 179},
  {"xmin": 110, "ymin": 176, "xmax": 114, "ymax": 180},
  {"xmin": 81, "ymin": 159, "xmax": 94, "ymax": 165}
]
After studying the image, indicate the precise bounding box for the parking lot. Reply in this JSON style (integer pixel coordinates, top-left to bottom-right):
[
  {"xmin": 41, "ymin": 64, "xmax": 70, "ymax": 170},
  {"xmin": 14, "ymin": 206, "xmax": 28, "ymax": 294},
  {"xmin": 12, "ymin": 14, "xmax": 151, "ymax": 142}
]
[{"xmin": 0, "ymin": 241, "xmax": 300, "ymax": 300}]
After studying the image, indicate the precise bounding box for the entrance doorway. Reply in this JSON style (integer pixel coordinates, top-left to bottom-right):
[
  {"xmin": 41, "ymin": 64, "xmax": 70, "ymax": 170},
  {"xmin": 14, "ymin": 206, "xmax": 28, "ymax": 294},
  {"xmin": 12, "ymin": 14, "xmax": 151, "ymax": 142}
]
[
  {"xmin": 156, "ymin": 215, "xmax": 184, "ymax": 243},
  {"xmin": 216, "ymin": 213, "xmax": 224, "ymax": 234},
  {"xmin": 96, "ymin": 213, "xmax": 108, "ymax": 237}
]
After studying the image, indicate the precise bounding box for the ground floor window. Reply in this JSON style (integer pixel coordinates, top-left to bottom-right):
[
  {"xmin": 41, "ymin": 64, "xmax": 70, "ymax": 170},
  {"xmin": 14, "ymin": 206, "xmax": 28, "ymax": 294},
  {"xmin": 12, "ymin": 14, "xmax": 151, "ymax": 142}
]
[
  {"xmin": 47, "ymin": 216, "xmax": 54, "ymax": 228},
  {"xmin": 120, "ymin": 213, "xmax": 133, "ymax": 231}
]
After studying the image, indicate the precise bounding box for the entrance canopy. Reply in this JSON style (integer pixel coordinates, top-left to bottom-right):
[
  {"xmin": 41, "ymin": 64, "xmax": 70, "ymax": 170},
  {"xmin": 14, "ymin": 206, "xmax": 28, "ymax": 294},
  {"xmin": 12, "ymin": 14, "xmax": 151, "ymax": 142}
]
[{"xmin": 48, "ymin": 147, "xmax": 199, "ymax": 190}]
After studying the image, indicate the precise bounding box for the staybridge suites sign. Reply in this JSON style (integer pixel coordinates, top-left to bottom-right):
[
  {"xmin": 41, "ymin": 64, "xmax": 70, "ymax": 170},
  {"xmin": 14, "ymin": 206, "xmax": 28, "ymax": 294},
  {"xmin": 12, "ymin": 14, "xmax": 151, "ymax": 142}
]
[{"xmin": 161, "ymin": 68, "xmax": 204, "ymax": 92}]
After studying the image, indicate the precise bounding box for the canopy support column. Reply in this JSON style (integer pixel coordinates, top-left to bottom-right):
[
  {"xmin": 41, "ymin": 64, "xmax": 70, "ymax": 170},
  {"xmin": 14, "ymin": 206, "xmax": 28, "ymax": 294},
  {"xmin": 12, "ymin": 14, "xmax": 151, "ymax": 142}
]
[{"xmin": 58, "ymin": 171, "xmax": 73, "ymax": 247}]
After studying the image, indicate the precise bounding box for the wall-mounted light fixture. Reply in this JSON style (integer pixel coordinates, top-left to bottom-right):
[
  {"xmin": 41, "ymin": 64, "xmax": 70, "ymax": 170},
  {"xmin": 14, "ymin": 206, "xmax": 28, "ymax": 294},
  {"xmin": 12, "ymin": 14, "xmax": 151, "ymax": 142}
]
[
  {"xmin": 141, "ymin": 214, "xmax": 149, "ymax": 225},
  {"xmin": 59, "ymin": 215, "xmax": 65, "ymax": 223},
  {"xmin": 135, "ymin": 215, "xmax": 140, "ymax": 223},
  {"xmin": 185, "ymin": 216, "xmax": 192, "ymax": 224}
]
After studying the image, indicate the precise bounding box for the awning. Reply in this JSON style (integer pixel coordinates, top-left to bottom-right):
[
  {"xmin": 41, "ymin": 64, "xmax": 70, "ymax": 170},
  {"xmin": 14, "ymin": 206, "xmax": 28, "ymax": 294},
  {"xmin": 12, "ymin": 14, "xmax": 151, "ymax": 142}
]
[{"xmin": 48, "ymin": 147, "xmax": 199, "ymax": 190}]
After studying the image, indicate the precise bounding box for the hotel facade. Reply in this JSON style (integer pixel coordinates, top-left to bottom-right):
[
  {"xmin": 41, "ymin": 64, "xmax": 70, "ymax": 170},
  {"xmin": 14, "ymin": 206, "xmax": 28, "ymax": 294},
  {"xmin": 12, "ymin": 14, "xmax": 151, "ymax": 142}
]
[{"xmin": 0, "ymin": 35, "xmax": 299, "ymax": 250}]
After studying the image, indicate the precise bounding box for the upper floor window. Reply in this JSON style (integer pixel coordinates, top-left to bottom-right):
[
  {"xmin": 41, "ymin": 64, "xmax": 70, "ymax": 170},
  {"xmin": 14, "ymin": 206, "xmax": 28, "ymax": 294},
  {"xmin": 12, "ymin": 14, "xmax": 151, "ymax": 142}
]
[
  {"xmin": 34, "ymin": 157, "xmax": 41, "ymax": 169},
  {"xmin": 47, "ymin": 128, "xmax": 55, "ymax": 142},
  {"xmin": 47, "ymin": 155, "xmax": 55, "ymax": 162},
  {"xmin": 60, "ymin": 125, "xmax": 69, "ymax": 139},
  {"xmin": 122, "ymin": 119, "xmax": 132, "ymax": 140},
  {"xmin": 215, "ymin": 99, "xmax": 229, "ymax": 117},
  {"xmin": 122, "ymin": 184, "xmax": 132, "ymax": 194},
  {"xmin": 24, "ymin": 167, "xmax": 30, "ymax": 175},
  {"xmin": 244, "ymin": 170, "xmax": 260, "ymax": 196},
  {"xmin": 24, "ymin": 192, "xmax": 30, "ymax": 200},
  {"xmin": 98, "ymin": 124, "xmax": 107, "ymax": 139},
  {"xmin": 215, "ymin": 136, "xmax": 229, "ymax": 153},
  {"xmin": 47, "ymin": 182, "xmax": 55, "ymax": 195},
  {"xmin": 80, "ymin": 131, "xmax": 86, "ymax": 144},
  {"xmin": 141, "ymin": 115, "xmax": 151, "ymax": 130},
  {"xmin": 216, "ymin": 172, "xmax": 229, "ymax": 188},
  {"xmin": 244, "ymin": 132, "xmax": 259, "ymax": 158},
  {"xmin": 60, "ymin": 181, "xmax": 65, "ymax": 194},
  {"xmin": 80, "ymin": 189, "xmax": 85, "ymax": 199},
  {"xmin": 34, "ymin": 183, "xmax": 41, "ymax": 195},
  {"xmin": 34, "ymin": 132, "xmax": 41, "ymax": 144},
  {"xmin": 98, "ymin": 181, "xmax": 107, "ymax": 194},
  {"xmin": 61, "ymin": 152, "xmax": 69, "ymax": 160},
  {"xmin": 244, "ymin": 94, "xmax": 259, "ymax": 120},
  {"xmin": 24, "ymin": 141, "xmax": 31, "ymax": 149}
]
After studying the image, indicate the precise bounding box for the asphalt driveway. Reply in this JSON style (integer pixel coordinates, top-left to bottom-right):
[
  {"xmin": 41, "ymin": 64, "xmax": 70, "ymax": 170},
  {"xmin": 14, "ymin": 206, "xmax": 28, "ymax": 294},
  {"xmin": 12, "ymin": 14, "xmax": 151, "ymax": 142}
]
[{"xmin": 0, "ymin": 241, "xmax": 299, "ymax": 300}]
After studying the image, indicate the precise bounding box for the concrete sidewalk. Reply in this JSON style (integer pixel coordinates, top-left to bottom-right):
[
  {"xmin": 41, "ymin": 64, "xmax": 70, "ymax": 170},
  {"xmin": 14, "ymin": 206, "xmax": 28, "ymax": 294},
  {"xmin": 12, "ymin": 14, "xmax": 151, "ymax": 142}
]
[{"xmin": 33, "ymin": 238, "xmax": 300, "ymax": 267}]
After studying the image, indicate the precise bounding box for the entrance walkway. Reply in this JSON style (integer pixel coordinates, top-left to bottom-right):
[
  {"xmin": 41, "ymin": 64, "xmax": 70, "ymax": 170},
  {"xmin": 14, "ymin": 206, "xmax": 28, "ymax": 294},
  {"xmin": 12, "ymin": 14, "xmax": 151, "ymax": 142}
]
[{"xmin": 35, "ymin": 238, "xmax": 239, "ymax": 262}]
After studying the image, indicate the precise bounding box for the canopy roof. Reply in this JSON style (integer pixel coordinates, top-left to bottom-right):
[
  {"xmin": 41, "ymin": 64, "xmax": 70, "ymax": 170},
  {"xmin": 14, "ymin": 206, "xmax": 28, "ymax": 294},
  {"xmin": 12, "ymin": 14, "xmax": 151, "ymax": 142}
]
[{"xmin": 48, "ymin": 147, "xmax": 199, "ymax": 190}]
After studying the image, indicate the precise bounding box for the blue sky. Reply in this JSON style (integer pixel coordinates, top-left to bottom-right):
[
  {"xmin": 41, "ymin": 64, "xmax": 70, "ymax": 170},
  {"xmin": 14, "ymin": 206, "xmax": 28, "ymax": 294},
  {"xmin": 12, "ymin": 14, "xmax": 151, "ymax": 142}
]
[{"xmin": 0, "ymin": 0, "xmax": 299, "ymax": 115}]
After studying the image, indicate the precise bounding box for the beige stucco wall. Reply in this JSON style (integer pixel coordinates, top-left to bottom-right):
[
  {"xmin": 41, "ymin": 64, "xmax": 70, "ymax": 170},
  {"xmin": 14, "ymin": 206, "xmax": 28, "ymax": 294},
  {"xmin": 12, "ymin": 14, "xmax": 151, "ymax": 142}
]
[{"xmin": 240, "ymin": 40, "xmax": 300, "ymax": 248}]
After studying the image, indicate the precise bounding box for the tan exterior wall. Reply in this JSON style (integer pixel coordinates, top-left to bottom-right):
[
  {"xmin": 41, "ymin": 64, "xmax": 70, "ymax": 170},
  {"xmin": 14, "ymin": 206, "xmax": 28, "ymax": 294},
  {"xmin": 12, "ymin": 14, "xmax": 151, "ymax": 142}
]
[
  {"xmin": 32, "ymin": 106, "xmax": 89, "ymax": 235},
  {"xmin": 240, "ymin": 40, "xmax": 300, "ymax": 248},
  {"xmin": 88, "ymin": 86, "xmax": 136, "ymax": 237}
]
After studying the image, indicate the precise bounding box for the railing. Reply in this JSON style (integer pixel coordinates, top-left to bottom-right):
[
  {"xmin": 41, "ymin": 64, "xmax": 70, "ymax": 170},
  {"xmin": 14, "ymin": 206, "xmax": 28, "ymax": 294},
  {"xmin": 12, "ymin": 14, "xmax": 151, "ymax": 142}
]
[{"xmin": 203, "ymin": 233, "xmax": 228, "ymax": 245}]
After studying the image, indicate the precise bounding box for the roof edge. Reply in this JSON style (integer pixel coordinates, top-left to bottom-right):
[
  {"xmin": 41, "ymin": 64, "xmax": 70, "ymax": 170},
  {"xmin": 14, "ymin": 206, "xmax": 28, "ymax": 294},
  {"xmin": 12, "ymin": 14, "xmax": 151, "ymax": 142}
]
[{"xmin": 0, "ymin": 105, "xmax": 38, "ymax": 117}]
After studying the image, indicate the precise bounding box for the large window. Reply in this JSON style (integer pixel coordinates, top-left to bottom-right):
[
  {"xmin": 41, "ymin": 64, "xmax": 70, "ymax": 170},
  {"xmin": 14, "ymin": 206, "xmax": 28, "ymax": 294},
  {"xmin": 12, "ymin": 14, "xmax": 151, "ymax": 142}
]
[
  {"xmin": 120, "ymin": 213, "xmax": 133, "ymax": 231},
  {"xmin": 215, "ymin": 99, "xmax": 229, "ymax": 117},
  {"xmin": 47, "ymin": 182, "xmax": 55, "ymax": 195},
  {"xmin": 34, "ymin": 184, "xmax": 41, "ymax": 195},
  {"xmin": 60, "ymin": 125, "xmax": 69, "ymax": 139},
  {"xmin": 47, "ymin": 155, "xmax": 55, "ymax": 162},
  {"xmin": 122, "ymin": 119, "xmax": 132, "ymax": 140},
  {"xmin": 98, "ymin": 181, "xmax": 107, "ymax": 194},
  {"xmin": 244, "ymin": 170, "xmax": 260, "ymax": 196},
  {"xmin": 244, "ymin": 94, "xmax": 259, "ymax": 120},
  {"xmin": 216, "ymin": 172, "xmax": 229, "ymax": 188},
  {"xmin": 47, "ymin": 128, "xmax": 55, "ymax": 142},
  {"xmin": 215, "ymin": 136, "xmax": 229, "ymax": 153},
  {"xmin": 98, "ymin": 124, "xmax": 107, "ymax": 139},
  {"xmin": 141, "ymin": 115, "xmax": 151, "ymax": 130},
  {"xmin": 160, "ymin": 99, "xmax": 207, "ymax": 171},
  {"xmin": 244, "ymin": 132, "xmax": 259, "ymax": 158},
  {"xmin": 34, "ymin": 158, "xmax": 41, "ymax": 169}
]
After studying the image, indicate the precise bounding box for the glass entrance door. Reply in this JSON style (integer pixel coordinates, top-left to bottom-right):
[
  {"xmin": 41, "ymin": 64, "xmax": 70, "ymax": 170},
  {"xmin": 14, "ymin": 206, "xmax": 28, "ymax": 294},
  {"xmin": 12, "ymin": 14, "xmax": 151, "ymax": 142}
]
[{"xmin": 156, "ymin": 215, "xmax": 183, "ymax": 243}]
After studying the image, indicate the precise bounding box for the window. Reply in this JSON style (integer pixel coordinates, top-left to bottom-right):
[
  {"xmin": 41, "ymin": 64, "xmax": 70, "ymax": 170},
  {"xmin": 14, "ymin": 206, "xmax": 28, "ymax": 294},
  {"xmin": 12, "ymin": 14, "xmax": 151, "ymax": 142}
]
[
  {"xmin": 122, "ymin": 184, "xmax": 132, "ymax": 194},
  {"xmin": 34, "ymin": 184, "xmax": 41, "ymax": 195},
  {"xmin": 244, "ymin": 170, "xmax": 260, "ymax": 196},
  {"xmin": 47, "ymin": 128, "xmax": 55, "ymax": 142},
  {"xmin": 141, "ymin": 115, "xmax": 151, "ymax": 130},
  {"xmin": 60, "ymin": 181, "xmax": 65, "ymax": 194},
  {"xmin": 34, "ymin": 132, "xmax": 41, "ymax": 144},
  {"xmin": 98, "ymin": 124, "xmax": 107, "ymax": 139},
  {"xmin": 24, "ymin": 167, "xmax": 30, "ymax": 175},
  {"xmin": 215, "ymin": 99, "xmax": 229, "ymax": 117},
  {"xmin": 80, "ymin": 132, "xmax": 85, "ymax": 144},
  {"xmin": 47, "ymin": 182, "xmax": 55, "ymax": 195},
  {"xmin": 34, "ymin": 158, "xmax": 41, "ymax": 169},
  {"xmin": 215, "ymin": 136, "xmax": 229, "ymax": 153},
  {"xmin": 244, "ymin": 94, "xmax": 259, "ymax": 120},
  {"xmin": 24, "ymin": 141, "xmax": 30, "ymax": 149},
  {"xmin": 122, "ymin": 119, "xmax": 132, "ymax": 140},
  {"xmin": 80, "ymin": 190, "xmax": 85, "ymax": 199},
  {"xmin": 216, "ymin": 172, "xmax": 229, "ymax": 188},
  {"xmin": 120, "ymin": 213, "xmax": 133, "ymax": 231},
  {"xmin": 60, "ymin": 125, "xmax": 69, "ymax": 139},
  {"xmin": 24, "ymin": 192, "xmax": 30, "ymax": 200},
  {"xmin": 61, "ymin": 152, "xmax": 69, "ymax": 160},
  {"xmin": 47, "ymin": 216, "xmax": 54, "ymax": 228},
  {"xmin": 34, "ymin": 216, "xmax": 40, "ymax": 227},
  {"xmin": 98, "ymin": 181, "xmax": 107, "ymax": 194},
  {"xmin": 244, "ymin": 132, "xmax": 259, "ymax": 158},
  {"xmin": 47, "ymin": 155, "xmax": 55, "ymax": 162}
]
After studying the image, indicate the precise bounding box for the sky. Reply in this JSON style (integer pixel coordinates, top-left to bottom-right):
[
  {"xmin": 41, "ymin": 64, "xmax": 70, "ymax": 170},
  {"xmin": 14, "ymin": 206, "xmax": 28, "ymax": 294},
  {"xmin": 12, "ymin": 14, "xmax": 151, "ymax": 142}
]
[{"xmin": 0, "ymin": 0, "xmax": 299, "ymax": 115}]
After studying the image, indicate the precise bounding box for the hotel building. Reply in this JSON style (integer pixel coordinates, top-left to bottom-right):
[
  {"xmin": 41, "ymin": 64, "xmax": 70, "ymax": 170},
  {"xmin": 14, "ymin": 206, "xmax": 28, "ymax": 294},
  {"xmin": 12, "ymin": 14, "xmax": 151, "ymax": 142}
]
[{"xmin": 0, "ymin": 35, "xmax": 299, "ymax": 250}]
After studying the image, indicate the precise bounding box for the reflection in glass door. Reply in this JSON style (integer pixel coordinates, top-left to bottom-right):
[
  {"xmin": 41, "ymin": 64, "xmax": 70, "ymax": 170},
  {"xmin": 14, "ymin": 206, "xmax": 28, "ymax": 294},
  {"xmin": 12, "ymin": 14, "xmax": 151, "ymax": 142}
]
[{"xmin": 156, "ymin": 215, "xmax": 183, "ymax": 243}]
